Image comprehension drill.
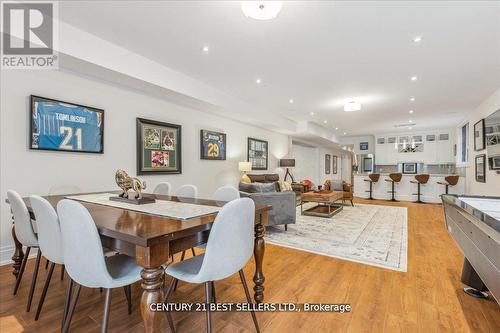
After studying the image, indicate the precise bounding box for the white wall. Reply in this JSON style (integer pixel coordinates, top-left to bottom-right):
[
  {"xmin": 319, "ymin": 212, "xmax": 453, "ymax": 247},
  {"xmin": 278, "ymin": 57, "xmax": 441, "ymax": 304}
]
[
  {"xmin": 291, "ymin": 143, "xmax": 343, "ymax": 186},
  {"xmin": 465, "ymin": 88, "xmax": 500, "ymax": 196},
  {"xmin": 0, "ymin": 69, "xmax": 290, "ymax": 263}
]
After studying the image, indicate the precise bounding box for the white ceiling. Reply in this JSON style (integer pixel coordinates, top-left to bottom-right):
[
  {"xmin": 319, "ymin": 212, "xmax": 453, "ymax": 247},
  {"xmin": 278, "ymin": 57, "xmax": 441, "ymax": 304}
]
[{"xmin": 59, "ymin": 1, "xmax": 500, "ymax": 136}]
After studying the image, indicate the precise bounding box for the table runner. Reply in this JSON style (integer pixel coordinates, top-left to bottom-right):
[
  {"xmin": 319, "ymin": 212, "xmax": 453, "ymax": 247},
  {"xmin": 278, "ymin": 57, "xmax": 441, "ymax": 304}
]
[{"xmin": 66, "ymin": 193, "xmax": 221, "ymax": 220}]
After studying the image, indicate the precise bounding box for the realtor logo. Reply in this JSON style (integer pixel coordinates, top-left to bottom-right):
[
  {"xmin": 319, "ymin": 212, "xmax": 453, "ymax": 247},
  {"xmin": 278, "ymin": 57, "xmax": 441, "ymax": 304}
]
[{"xmin": 1, "ymin": 1, "xmax": 58, "ymax": 69}]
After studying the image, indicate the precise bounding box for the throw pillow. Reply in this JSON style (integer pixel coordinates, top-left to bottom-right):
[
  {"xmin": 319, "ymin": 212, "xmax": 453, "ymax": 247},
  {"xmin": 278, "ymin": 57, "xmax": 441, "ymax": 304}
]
[
  {"xmin": 332, "ymin": 181, "xmax": 343, "ymax": 191},
  {"xmin": 260, "ymin": 182, "xmax": 277, "ymax": 193},
  {"xmin": 278, "ymin": 180, "xmax": 293, "ymax": 192}
]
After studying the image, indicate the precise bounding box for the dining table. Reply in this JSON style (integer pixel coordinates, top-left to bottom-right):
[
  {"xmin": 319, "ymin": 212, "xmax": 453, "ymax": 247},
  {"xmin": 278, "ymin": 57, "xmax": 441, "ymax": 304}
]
[{"xmin": 7, "ymin": 191, "xmax": 271, "ymax": 332}]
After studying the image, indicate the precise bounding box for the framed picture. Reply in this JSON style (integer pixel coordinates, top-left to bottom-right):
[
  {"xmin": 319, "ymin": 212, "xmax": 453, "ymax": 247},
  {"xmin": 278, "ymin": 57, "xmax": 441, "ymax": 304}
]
[
  {"xmin": 474, "ymin": 119, "xmax": 485, "ymax": 151},
  {"xmin": 325, "ymin": 154, "xmax": 331, "ymax": 174},
  {"xmin": 200, "ymin": 130, "xmax": 226, "ymax": 160},
  {"xmin": 333, "ymin": 156, "xmax": 338, "ymax": 174},
  {"xmin": 475, "ymin": 154, "xmax": 486, "ymax": 183},
  {"xmin": 360, "ymin": 142, "xmax": 369, "ymax": 151},
  {"xmin": 137, "ymin": 118, "xmax": 181, "ymax": 174},
  {"xmin": 248, "ymin": 137, "xmax": 268, "ymax": 170},
  {"xmin": 30, "ymin": 95, "xmax": 104, "ymax": 153}
]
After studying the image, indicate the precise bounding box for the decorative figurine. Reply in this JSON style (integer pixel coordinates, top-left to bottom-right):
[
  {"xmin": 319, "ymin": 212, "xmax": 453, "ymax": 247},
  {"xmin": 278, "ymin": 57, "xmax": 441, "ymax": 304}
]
[{"xmin": 114, "ymin": 169, "xmax": 147, "ymax": 200}]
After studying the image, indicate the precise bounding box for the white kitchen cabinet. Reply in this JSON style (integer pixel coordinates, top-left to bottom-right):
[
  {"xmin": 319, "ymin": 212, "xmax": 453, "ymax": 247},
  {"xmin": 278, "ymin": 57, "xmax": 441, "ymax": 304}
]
[
  {"xmin": 436, "ymin": 132, "xmax": 454, "ymax": 163},
  {"xmin": 375, "ymin": 137, "xmax": 387, "ymax": 164}
]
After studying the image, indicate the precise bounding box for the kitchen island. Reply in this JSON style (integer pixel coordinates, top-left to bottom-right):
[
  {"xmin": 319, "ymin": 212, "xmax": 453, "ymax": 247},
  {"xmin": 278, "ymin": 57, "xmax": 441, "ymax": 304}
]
[{"xmin": 353, "ymin": 173, "xmax": 465, "ymax": 203}]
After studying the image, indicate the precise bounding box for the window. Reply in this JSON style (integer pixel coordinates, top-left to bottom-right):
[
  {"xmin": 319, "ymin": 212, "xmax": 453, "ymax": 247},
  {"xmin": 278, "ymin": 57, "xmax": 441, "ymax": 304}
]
[{"xmin": 456, "ymin": 123, "xmax": 469, "ymax": 165}]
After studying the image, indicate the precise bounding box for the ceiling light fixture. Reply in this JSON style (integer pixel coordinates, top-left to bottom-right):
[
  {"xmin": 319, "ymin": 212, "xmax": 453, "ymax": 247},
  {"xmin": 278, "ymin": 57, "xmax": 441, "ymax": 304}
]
[
  {"xmin": 202, "ymin": 45, "xmax": 209, "ymax": 53},
  {"xmin": 410, "ymin": 97, "xmax": 415, "ymax": 102},
  {"xmin": 241, "ymin": 1, "xmax": 283, "ymax": 20},
  {"xmin": 411, "ymin": 76, "xmax": 418, "ymax": 81},
  {"xmin": 323, "ymin": 120, "xmax": 328, "ymax": 124},
  {"xmin": 256, "ymin": 78, "xmax": 261, "ymax": 84},
  {"xmin": 289, "ymin": 99, "xmax": 294, "ymax": 104},
  {"xmin": 343, "ymin": 132, "xmax": 347, "ymax": 135},
  {"xmin": 335, "ymin": 127, "xmax": 339, "ymax": 130},
  {"xmin": 409, "ymin": 119, "xmax": 413, "ymax": 123},
  {"xmin": 310, "ymin": 112, "xmax": 315, "ymax": 116},
  {"xmin": 413, "ymin": 35, "xmax": 423, "ymax": 43},
  {"xmin": 344, "ymin": 100, "xmax": 361, "ymax": 112},
  {"xmin": 409, "ymin": 110, "xmax": 414, "ymax": 114}
]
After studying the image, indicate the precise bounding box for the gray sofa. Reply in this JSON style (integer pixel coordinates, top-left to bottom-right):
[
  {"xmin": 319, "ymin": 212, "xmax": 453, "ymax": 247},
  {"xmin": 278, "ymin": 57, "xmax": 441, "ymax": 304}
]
[{"xmin": 239, "ymin": 174, "xmax": 296, "ymax": 230}]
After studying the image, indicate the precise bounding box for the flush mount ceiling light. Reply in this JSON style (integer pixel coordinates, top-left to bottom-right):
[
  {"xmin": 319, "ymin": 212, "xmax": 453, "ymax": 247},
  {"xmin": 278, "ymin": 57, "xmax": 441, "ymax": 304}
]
[
  {"xmin": 241, "ymin": 1, "xmax": 283, "ymax": 20},
  {"xmin": 202, "ymin": 45, "xmax": 209, "ymax": 53},
  {"xmin": 411, "ymin": 75, "xmax": 418, "ymax": 81},
  {"xmin": 413, "ymin": 35, "xmax": 423, "ymax": 43},
  {"xmin": 344, "ymin": 100, "xmax": 361, "ymax": 112},
  {"xmin": 256, "ymin": 78, "xmax": 261, "ymax": 84},
  {"xmin": 410, "ymin": 97, "xmax": 415, "ymax": 102},
  {"xmin": 289, "ymin": 99, "xmax": 294, "ymax": 104},
  {"xmin": 409, "ymin": 110, "xmax": 414, "ymax": 114}
]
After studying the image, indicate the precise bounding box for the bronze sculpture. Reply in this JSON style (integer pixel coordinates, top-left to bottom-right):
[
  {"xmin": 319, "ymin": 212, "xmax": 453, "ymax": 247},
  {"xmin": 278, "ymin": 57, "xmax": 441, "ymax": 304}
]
[{"xmin": 115, "ymin": 169, "xmax": 146, "ymax": 200}]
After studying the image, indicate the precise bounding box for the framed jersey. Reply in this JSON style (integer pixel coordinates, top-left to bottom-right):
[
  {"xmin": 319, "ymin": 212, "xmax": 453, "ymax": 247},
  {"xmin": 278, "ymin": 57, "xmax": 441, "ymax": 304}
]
[
  {"xmin": 200, "ymin": 129, "xmax": 226, "ymax": 160},
  {"xmin": 30, "ymin": 95, "xmax": 104, "ymax": 153}
]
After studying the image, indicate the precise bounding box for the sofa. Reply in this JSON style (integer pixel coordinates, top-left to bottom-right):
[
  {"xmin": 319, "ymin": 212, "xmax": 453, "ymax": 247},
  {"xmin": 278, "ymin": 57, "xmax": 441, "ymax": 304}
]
[{"xmin": 239, "ymin": 174, "xmax": 296, "ymax": 230}]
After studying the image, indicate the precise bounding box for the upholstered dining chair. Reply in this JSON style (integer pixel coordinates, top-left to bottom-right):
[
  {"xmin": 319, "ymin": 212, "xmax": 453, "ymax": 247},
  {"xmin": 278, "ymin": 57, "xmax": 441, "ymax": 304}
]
[
  {"xmin": 176, "ymin": 184, "xmax": 199, "ymax": 260},
  {"xmin": 153, "ymin": 182, "xmax": 172, "ymax": 196},
  {"xmin": 164, "ymin": 198, "xmax": 260, "ymax": 333},
  {"xmin": 7, "ymin": 190, "xmax": 42, "ymax": 312},
  {"xmin": 57, "ymin": 199, "xmax": 160, "ymax": 333},
  {"xmin": 30, "ymin": 195, "xmax": 66, "ymax": 321},
  {"xmin": 175, "ymin": 184, "xmax": 198, "ymax": 199},
  {"xmin": 213, "ymin": 185, "xmax": 240, "ymax": 202}
]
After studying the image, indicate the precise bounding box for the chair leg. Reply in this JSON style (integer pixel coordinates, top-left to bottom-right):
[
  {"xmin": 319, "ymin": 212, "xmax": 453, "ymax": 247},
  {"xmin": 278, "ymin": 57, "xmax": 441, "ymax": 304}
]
[
  {"xmin": 62, "ymin": 278, "xmax": 73, "ymax": 329},
  {"xmin": 180, "ymin": 251, "xmax": 186, "ymax": 261},
  {"xmin": 284, "ymin": 224, "xmax": 288, "ymax": 231},
  {"xmin": 123, "ymin": 285, "xmax": 132, "ymax": 315},
  {"xmin": 13, "ymin": 246, "xmax": 31, "ymax": 295},
  {"xmin": 27, "ymin": 248, "xmax": 42, "ymax": 312},
  {"xmin": 101, "ymin": 289, "xmax": 112, "ymax": 333},
  {"xmin": 211, "ymin": 281, "xmax": 216, "ymax": 303},
  {"xmin": 350, "ymin": 200, "xmax": 354, "ymax": 207},
  {"xmin": 163, "ymin": 277, "xmax": 176, "ymax": 333},
  {"xmin": 61, "ymin": 264, "xmax": 65, "ymax": 281},
  {"xmin": 45, "ymin": 258, "xmax": 49, "ymax": 269},
  {"xmin": 62, "ymin": 283, "xmax": 81, "ymax": 333},
  {"xmin": 204, "ymin": 282, "xmax": 212, "ymax": 333},
  {"xmin": 35, "ymin": 261, "xmax": 55, "ymax": 320},
  {"xmin": 191, "ymin": 248, "xmax": 196, "ymax": 257},
  {"xmin": 239, "ymin": 270, "xmax": 260, "ymax": 333}
]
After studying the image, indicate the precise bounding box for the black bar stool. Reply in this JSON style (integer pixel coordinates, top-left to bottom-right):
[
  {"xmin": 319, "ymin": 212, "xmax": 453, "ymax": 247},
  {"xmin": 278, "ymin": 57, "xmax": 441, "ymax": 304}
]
[
  {"xmin": 410, "ymin": 174, "xmax": 429, "ymax": 203},
  {"xmin": 385, "ymin": 173, "xmax": 402, "ymax": 202},
  {"xmin": 363, "ymin": 173, "xmax": 380, "ymax": 200},
  {"xmin": 437, "ymin": 175, "xmax": 459, "ymax": 194}
]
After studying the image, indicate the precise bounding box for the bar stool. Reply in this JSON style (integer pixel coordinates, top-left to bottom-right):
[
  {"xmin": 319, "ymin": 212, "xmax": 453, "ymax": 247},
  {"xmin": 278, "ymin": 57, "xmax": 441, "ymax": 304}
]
[
  {"xmin": 363, "ymin": 173, "xmax": 380, "ymax": 200},
  {"xmin": 437, "ymin": 175, "xmax": 459, "ymax": 194},
  {"xmin": 410, "ymin": 174, "xmax": 430, "ymax": 203},
  {"xmin": 385, "ymin": 173, "xmax": 402, "ymax": 202}
]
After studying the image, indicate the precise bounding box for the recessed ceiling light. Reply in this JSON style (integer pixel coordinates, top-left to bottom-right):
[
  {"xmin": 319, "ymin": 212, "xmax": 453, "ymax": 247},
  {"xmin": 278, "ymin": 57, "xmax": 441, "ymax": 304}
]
[
  {"xmin": 413, "ymin": 36, "xmax": 423, "ymax": 43},
  {"xmin": 323, "ymin": 120, "xmax": 328, "ymax": 124},
  {"xmin": 408, "ymin": 126, "xmax": 413, "ymax": 130},
  {"xmin": 411, "ymin": 76, "xmax": 418, "ymax": 81},
  {"xmin": 256, "ymin": 78, "xmax": 261, "ymax": 84},
  {"xmin": 409, "ymin": 119, "xmax": 413, "ymax": 123},
  {"xmin": 409, "ymin": 110, "xmax": 414, "ymax": 114},
  {"xmin": 410, "ymin": 97, "xmax": 415, "ymax": 102},
  {"xmin": 343, "ymin": 132, "xmax": 347, "ymax": 135},
  {"xmin": 310, "ymin": 112, "xmax": 315, "ymax": 116},
  {"xmin": 344, "ymin": 100, "xmax": 361, "ymax": 112},
  {"xmin": 335, "ymin": 127, "xmax": 339, "ymax": 130},
  {"xmin": 202, "ymin": 45, "xmax": 209, "ymax": 53},
  {"xmin": 241, "ymin": 1, "xmax": 283, "ymax": 20},
  {"xmin": 289, "ymin": 99, "xmax": 294, "ymax": 104}
]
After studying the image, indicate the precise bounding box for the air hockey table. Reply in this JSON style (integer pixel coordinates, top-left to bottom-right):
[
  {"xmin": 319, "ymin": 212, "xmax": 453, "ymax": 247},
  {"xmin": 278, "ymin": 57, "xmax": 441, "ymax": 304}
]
[{"xmin": 442, "ymin": 195, "xmax": 499, "ymax": 303}]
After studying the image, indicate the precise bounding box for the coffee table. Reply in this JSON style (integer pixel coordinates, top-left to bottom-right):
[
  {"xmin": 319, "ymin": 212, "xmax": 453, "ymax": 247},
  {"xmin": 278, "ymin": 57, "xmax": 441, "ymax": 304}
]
[{"xmin": 300, "ymin": 190, "xmax": 344, "ymax": 218}]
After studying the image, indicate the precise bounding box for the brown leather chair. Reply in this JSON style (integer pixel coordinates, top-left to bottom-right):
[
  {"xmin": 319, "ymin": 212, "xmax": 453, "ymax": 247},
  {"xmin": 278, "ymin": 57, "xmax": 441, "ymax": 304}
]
[
  {"xmin": 385, "ymin": 173, "xmax": 402, "ymax": 201},
  {"xmin": 363, "ymin": 173, "xmax": 380, "ymax": 200},
  {"xmin": 437, "ymin": 175, "xmax": 459, "ymax": 194},
  {"xmin": 410, "ymin": 174, "xmax": 430, "ymax": 203}
]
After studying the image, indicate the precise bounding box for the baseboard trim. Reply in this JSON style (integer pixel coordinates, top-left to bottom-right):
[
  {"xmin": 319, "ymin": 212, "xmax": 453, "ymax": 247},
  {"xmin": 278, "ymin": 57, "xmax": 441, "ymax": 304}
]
[{"xmin": 0, "ymin": 245, "xmax": 37, "ymax": 266}]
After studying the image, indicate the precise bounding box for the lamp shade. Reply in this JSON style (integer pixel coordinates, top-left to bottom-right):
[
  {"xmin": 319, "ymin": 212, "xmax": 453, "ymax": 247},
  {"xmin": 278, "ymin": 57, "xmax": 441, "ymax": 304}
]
[
  {"xmin": 238, "ymin": 161, "xmax": 252, "ymax": 172},
  {"xmin": 279, "ymin": 159, "xmax": 295, "ymax": 167}
]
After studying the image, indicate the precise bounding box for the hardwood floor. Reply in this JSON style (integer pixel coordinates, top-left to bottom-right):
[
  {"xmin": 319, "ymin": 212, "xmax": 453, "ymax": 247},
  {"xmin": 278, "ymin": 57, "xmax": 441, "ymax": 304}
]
[{"xmin": 0, "ymin": 199, "xmax": 498, "ymax": 332}]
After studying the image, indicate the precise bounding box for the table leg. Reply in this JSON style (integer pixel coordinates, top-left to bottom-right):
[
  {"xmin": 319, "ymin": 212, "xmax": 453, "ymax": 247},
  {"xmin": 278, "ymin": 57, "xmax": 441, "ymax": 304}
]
[
  {"xmin": 253, "ymin": 212, "xmax": 267, "ymax": 303},
  {"xmin": 11, "ymin": 225, "xmax": 24, "ymax": 279},
  {"xmin": 140, "ymin": 267, "xmax": 164, "ymax": 332}
]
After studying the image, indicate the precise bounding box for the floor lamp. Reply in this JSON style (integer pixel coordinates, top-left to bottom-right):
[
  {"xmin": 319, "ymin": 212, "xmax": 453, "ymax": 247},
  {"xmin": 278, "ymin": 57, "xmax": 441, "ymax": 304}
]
[{"xmin": 280, "ymin": 159, "xmax": 295, "ymax": 183}]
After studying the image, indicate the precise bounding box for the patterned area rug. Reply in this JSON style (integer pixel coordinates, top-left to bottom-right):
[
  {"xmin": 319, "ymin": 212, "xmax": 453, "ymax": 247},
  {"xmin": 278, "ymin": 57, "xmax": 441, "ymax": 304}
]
[{"xmin": 265, "ymin": 203, "xmax": 408, "ymax": 272}]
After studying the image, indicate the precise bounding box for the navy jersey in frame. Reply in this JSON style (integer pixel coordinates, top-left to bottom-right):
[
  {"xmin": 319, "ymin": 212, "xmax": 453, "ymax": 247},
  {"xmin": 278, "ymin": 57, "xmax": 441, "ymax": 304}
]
[{"xmin": 30, "ymin": 96, "xmax": 104, "ymax": 153}]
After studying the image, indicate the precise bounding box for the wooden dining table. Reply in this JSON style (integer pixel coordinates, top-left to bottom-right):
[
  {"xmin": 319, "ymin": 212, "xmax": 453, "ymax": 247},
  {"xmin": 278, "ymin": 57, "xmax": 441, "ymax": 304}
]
[{"xmin": 8, "ymin": 191, "xmax": 271, "ymax": 332}]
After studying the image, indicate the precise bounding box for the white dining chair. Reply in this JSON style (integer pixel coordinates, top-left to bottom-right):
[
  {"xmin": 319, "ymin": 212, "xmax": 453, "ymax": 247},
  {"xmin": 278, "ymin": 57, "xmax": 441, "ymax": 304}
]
[
  {"xmin": 7, "ymin": 190, "xmax": 42, "ymax": 312},
  {"xmin": 153, "ymin": 182, "xmax": 172, "ymax": 196},
  {"xmin": 164, "ymin": 198, "xmax": 259, "ymax": 333},
  {"xmin": 30, "ymin": 195, "xmax": 65, "ymax": 321},
  {"xmin": 175, "ymin": 184, "xmax": 198, "ymax": 198},
  {"xmin": 213, "ymin": 185, "xmax": 240, "ymax": 202},
  {"xmin": 57, "ymin": 199, "xmax": 171, "ymax": 333}
]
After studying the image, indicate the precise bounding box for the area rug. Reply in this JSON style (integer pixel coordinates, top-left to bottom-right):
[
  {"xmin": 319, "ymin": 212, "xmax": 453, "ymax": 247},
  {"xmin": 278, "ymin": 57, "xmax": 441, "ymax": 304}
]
[{"xmin": 265, "ymin": 203, "xmax": 408, "ymax": 272}]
